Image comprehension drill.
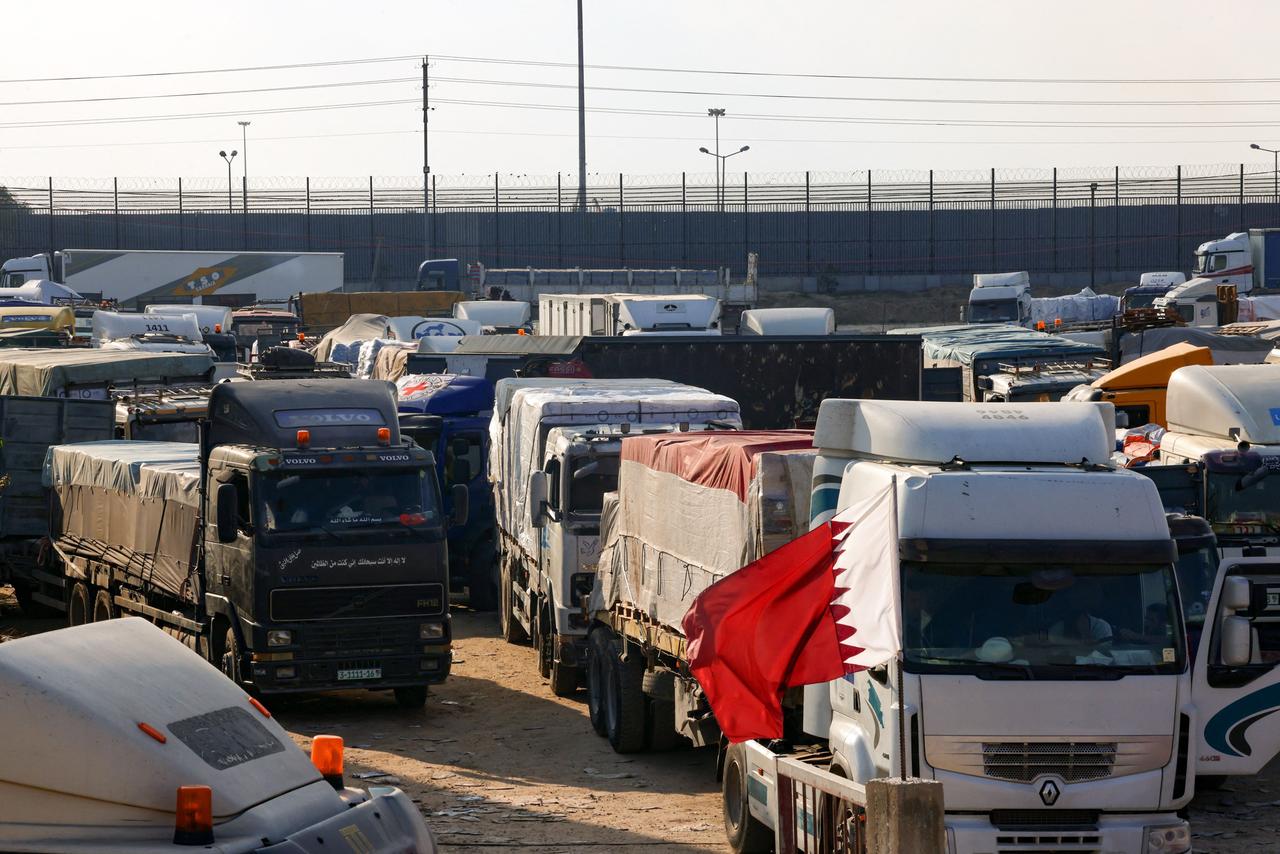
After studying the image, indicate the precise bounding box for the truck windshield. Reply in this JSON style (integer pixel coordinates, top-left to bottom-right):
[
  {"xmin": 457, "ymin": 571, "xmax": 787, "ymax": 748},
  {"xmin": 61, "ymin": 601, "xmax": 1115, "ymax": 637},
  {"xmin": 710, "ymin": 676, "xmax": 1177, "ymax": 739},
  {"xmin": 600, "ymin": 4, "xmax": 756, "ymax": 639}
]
[
  {"xmin": 130, "ymin": 419, "xmax": 200, "ymax": 443},
  {"xmin": 567, "ymin": 455, "xmax": 619, "ymax": 519},
  {"xmin": 258, "ymin": 469, "xmax": 439, "ymax": 534},
  {"xmin": 902, "ymin": 560, "xmax": 1184, "ymax": 677},
  {"xmin": 1205, "ymin": 471, "xmax": 1280, "ymax": 537},
  {"xmin": 969, "ymin": 300, "xmax": 1019, "ymax": 323}
]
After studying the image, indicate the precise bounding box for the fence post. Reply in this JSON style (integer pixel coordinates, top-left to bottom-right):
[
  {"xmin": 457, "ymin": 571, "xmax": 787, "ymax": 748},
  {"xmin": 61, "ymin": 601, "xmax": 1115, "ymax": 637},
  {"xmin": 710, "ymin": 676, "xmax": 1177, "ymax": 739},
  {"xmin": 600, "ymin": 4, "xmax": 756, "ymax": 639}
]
[
  {"xmin": 1052, "ymin": 167, "xmax": 1058, "ymax": 273},
  {"xmin": 1175, "ymin": 165, "xmax": 1182, "ymax": 269},
  {"xmin": 618, "ymin": 172, "xmax": 625, "ymax": 267},
  {"xmin": 1240, "ymin": 163, "xmax": 1246, "ymax": 231},
  {"xmin": 989, "ymin": 167, "xmax": 996, "ymax": 270},
  {"xmin": 305, "ymin": 177, "xmax": 312, "ymax": 252},
  {"xmin": 431, "ymin": 173, "xmax": 438, "ymax": 263},
  {"xmin": 928, "ymin": 169, "xmax": 935, "ymax": 275},
  {"xmin": 368, "ymin": 176, "xmax": 375, "ymax": 281},
  {"xmin": 557, "ymin": 172, "xmax": 563, "ymax": 268},
  {"xmin": 1114, "ymin": 165, "xmax": 1120, "ymax": 273},
  {"xmin": 47, "ymin": 177, "xmax": 54, "ymax": 256},
  {"xmin": 681, "ymin": 171, "xmax": 687, "ymax": 268},
  {"xmin": 113, "ymin": 177, "xmax": 120, "ymax": 250},
  {"xmin": 1090, "ymin": 182, "xmax": 1098, "ymax": 287},
  {"xmin": 865, "ymin": 778, "xmax": 946, "ymax": 854},
  {"xmin": 244, "ymin": 175, "xmax": 250, "ymax": 250},
  {"xmin": 743, "ymin": 170, "xmax": 749, "ymax": 267},
  {"xmin": 804, "ymin": 171, "xmax": 811, "ymax": 276},
  {"xmin": 178, "ymin": 177, "xmax": 185, "ymax": 251},
  {"xmin": 866, "ymin": 170, "xmax": 873, "ymax": 275},
  {"xmin": 493, "ymin": 172, "xmax": 500, "ymax": 266}
]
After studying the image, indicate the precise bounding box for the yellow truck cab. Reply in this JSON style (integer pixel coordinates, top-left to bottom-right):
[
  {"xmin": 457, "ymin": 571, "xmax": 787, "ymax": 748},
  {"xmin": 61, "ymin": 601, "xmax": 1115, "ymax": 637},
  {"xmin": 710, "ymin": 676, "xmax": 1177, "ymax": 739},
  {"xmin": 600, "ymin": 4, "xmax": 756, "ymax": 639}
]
[
  {"xmin": 1065, "ymin": 342, "xmax": 1213, "ymax": 428},
  {"xmin": 0, "ymin": 304, "xmax": 75, "ymax": 335}
]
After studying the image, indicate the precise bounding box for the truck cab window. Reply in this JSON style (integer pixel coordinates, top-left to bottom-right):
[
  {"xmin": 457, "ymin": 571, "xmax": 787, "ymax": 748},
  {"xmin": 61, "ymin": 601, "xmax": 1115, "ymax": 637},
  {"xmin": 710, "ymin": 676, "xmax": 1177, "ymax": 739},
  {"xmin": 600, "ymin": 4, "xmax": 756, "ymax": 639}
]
[
  {"xmin": 445, "ymin": 435, "xmax": 484, "ymax": 487},
  {"xmin": 567, "ymin": 455, "xmax": 620, "ymax": 519},
  {"xmin": 1117, "ymin": 405, "xmax": 1150, "ymax": 428},
  {"xmin": 258, "ymin": 469, "xmax": 439, "ymax": 533},
  {"xmin": 227, "ymin": 471, "xmax": 252, "ymax": 533},
  {"xmin": 545, "ymin": 458, "xmax": 562, "ymax": 511}
]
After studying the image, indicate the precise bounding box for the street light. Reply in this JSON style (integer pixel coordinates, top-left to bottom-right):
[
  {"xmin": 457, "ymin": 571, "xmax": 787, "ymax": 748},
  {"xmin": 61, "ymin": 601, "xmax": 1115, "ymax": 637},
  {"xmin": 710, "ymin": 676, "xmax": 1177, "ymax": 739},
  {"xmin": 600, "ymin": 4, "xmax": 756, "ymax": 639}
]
[
  {"xmin": 238, "ymin": 121, "xmax": 251, "ymax": 212},
  {"xmin": 218, "ymin": 150, "xmax": 237, "ymax": 213},
  {"xmin": 1251, "ymin": 143, "xmax": 1279, "ymax": 203},
  {"xmin": 706, "ymin": 108, "xmax": 725, "ymax": 208},
  {"xmin": 698, "ymin": 144, "xmax": 751, "ymax": 212}
]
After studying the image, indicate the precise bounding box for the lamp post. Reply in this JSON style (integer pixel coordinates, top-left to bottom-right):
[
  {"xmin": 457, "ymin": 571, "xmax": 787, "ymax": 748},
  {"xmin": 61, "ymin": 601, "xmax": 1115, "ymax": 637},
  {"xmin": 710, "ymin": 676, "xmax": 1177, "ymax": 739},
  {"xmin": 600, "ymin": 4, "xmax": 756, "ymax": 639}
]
[
  {"xmin": 706, "ymin": 108, "xmax": 725, "ymax": 208},
  {"xmin": 1250, "ymin": 143, "xmax": 1279, "ymax": 204},
  {"xmin": 238, "ymin": 121, "xmax": 250, "ymax": 212},
  {"xmin": 698, "ymin": 145, "xmax": 750, "ymax": 212},
  {"xmin": 219, "ymin": 150, "xmax": 238, "ymax": 213},
  {"xmin": 1089, "ymin": 181, "xmax": 1098, "ymax": 287}
]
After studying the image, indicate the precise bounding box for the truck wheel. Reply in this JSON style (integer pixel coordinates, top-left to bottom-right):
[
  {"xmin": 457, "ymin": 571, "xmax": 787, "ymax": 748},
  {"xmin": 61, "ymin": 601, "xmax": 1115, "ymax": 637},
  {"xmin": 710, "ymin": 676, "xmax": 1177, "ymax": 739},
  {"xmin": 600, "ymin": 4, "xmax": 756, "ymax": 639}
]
[
  {"xmin": 221, "ymin": 626, "xmax": 243, "ymax": 685},
  {"xmin": 586, "ymin": 629, "xmax": 612, "ymax": 736},
  {"xmin": 67, "ymin": 582, "xmax": 89, "ymax": 627},
  {"xmin": 394, "ymin": 687, "xmax": 428, "ymax": 709},
  {"xmin": 13, "ymin": 582, "xmax": 58, "ymax": 618},
  {"xmin": 549, "ymin": 659, "xmax": 579, "ymax": 697},
  {"xmin": 647, "ymin": 698, "xmax": 686, "ymax": 752},
  {"xmin": 499, "ymin": 560, "xmax": 527, "ymax": 644},
  {"xmin": 91, "ymin": 588, "xmax": 115, "ymax": 623},
  {"xmin": 467, "ymin": 541, "xmax": 499, "ymax": 612},
  {"xmin": 723, "ymin": 743, "xmax": 773, "ymax": 853},
  {"xmin": 535, "ymin": 601, "xmax": 553, "ymax": 679},
  {"xmin": 606, "ymin": 640, "xmax": 648, "ymax": 753}
]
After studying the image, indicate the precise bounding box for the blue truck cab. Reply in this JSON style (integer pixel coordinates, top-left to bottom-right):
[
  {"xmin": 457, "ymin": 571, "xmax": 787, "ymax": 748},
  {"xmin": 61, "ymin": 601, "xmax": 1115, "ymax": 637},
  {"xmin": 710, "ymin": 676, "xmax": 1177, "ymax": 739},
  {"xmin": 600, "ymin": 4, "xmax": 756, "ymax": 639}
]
[{"xmin": 397, "ymin": 374, "xmax": 498, "ymax": 609}]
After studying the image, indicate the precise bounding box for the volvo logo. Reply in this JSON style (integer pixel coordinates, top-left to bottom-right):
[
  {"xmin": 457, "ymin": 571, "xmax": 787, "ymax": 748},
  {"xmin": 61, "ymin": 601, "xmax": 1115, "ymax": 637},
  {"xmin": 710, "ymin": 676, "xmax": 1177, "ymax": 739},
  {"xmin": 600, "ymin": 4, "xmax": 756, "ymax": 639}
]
[{"xmin": 1038, "ymin": 779, "xmax": 1061, "ymax": 806}]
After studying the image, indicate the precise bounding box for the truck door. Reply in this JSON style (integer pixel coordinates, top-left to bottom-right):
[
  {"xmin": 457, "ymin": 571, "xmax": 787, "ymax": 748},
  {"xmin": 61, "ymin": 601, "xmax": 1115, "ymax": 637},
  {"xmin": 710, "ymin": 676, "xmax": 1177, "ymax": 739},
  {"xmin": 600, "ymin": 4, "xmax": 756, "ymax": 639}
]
[{"xmin": 1193, "ymin": 557, "xmax": 1280, "ymax": 775}]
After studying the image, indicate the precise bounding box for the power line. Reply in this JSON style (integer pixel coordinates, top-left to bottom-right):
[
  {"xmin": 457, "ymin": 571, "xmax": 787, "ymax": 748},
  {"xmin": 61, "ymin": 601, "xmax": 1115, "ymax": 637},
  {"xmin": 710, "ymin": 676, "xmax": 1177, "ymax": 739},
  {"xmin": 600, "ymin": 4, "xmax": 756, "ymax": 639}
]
[
  {"xmin": 0, "ymin": 76, "xmax": 419, "ymax": 107},
  {"xmin": 0, "ymin": 54, "xmax": 421, "ymax": 85},
  {"xmin": 434, "ymin": 53, "xmax": 1280, "ymax": 86}
]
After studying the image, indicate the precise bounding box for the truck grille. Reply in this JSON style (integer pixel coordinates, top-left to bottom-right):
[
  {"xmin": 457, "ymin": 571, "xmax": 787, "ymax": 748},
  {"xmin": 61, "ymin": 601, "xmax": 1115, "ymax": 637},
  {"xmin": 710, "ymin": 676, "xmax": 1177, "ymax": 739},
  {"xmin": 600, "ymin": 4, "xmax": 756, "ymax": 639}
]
[
  {"xmin": 270, "ymin": 583, "xmax": 445, "ymax": 622},
  {"xmin": 995, "ymin": 833, "xmax": 1101, "ymax": 854},
  {"xmin": 983, "ymin": 742, "xmax": 1116, "ymax": 783},
  {"xmin": 303, "ymin": 622, "xmax": 420, "ymax": 657}
]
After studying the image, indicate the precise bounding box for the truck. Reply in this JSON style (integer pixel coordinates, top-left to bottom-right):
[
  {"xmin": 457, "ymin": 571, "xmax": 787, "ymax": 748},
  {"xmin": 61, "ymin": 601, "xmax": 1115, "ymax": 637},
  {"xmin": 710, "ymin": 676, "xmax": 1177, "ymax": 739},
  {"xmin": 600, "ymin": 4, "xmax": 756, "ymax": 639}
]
[
  {"xmin": 1121, "ymin": 272, "xmax": 1188, "ymax": 313},
  {"xmin": 0, "ymin": 618, "xmax": 438, "ymax": 851},
  {"xmin": 0, "ymin": 348, "xmax": 214, "ymax": 400},
  {"xmin": 585, "ymin": 430, "xmax": 816, "ymax": 752},
  {"xmin": 537, "ymin": 293, "xmax": 723, "ymax": 337},
  {"xmin": 492, "ymin": 379, "xmax": 741, "ymax": 695},
  {"xmin": 1151, "ymin": 229, "xmax": 1280, "ymax": 327},
  {"xmin": 454, "ymin": 299, "xmax": 533, "ymax": 333},
  {"xmin": 738, "ymin": 307, "xmax": 835, "ymax": 336},
  {"xmin": 917, "ymin": 324, "xmax": 1108, "ymax": 402},
  {"xmin": 1, "ymin": 249, "xmax": 345, "ymax": 308},
  {"xmin": 44, "ymin": 378, "xmax": 466, "ymax": 707},
  {"xmin": 292, "ymin": 290, "xmax": 467, "ymax": 336},
  {"xmin": 728, "ymin": 399, "xmax": 1194, "ymax": 854},
  {"xmin": 979, "ymin": 360, "xmax": 1111, "ymax": 403},
  {"xmin": 1063, "ymin": 342, "xmax": 1214, "ymax": 429},
  {"xmin": 965, "ymin": 271, "xmax": 1118, "ymax": 328},
  {"xmin": 396, "ymin": 373, "xmax": 499, "ymax": 610}
]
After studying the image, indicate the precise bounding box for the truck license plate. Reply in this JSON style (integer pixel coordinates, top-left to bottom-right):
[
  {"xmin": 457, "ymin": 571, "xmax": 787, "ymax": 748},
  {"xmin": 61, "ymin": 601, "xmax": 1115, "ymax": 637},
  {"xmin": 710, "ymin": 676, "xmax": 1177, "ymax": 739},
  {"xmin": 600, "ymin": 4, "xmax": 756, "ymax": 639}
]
[{"xmin": 337, "ymin": 667, "xmax": 381, "ymax": 681}]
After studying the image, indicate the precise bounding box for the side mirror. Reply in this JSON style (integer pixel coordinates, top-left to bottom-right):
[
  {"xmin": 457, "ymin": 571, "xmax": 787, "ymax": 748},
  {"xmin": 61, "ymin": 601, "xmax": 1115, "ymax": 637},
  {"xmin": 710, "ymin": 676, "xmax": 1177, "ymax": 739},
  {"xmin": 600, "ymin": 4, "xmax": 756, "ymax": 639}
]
[
  {"xmin": 452, "ymin": 457, "xmax": 473, "ymax": 486},
  {"xmin": 1223, "ymin": 576, "xmax": 1252, "ymax": 612},
  {"xmin": 215, "ymin": 482, "xmax": 239, "ymax": 544},
  {"xmin": 450, "ymin": 482, "xmax": 469, "ymax": 528},
  {"xmin": 528, "ymin": 470, "xmax": 548, "ymax": 529},
  {"xmin": 1221, "ymin": 615, "xmax": 1254, "ymax": 667},
  {"xmin": 452, "ymin": 437, "xmax": 470, "ymax": 458},
  {"xmin": 1114, "ymin": 410, "xmax": 1130, "ymax": 430}
]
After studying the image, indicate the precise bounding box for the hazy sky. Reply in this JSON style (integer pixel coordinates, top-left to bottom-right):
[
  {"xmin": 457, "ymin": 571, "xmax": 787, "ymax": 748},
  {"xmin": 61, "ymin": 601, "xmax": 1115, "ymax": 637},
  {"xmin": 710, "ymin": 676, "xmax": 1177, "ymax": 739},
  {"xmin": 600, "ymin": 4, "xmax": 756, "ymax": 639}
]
[{"xmin": 1, "ymin": 0, "xmax": 1276, "ymax": 181}]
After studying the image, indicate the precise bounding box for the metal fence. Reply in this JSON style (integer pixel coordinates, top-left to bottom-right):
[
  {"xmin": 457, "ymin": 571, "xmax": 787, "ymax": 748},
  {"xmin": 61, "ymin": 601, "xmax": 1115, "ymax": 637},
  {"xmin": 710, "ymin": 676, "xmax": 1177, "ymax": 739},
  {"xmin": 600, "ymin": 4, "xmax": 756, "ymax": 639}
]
[{"xmin": 3, "ymin": 164, "xmax": 1279, "ymax": 282}]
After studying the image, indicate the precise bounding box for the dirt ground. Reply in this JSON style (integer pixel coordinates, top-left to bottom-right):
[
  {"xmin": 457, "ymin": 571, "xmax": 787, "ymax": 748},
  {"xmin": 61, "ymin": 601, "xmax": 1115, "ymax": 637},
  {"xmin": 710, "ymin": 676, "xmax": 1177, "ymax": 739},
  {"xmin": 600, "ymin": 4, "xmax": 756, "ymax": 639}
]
[
  {"xmin": 756, "ymin": 282, "xmax": 1130, "ymax": 330},
  {"xmin": 2, "ymin": 587, "xmax": 1278, "ymax": 852}
]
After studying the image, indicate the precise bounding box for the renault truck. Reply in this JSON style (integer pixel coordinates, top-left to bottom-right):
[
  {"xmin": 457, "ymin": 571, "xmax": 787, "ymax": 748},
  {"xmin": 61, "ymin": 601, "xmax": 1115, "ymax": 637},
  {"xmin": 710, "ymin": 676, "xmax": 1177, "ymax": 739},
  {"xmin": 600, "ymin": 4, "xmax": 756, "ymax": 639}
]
[
  {"xmin": 45, "ymin": 378, "xmax": 465, "ymax": 707},
  {"xmin": 726, "ymin": 399, "xmax": 1195, "ymax": 854}
]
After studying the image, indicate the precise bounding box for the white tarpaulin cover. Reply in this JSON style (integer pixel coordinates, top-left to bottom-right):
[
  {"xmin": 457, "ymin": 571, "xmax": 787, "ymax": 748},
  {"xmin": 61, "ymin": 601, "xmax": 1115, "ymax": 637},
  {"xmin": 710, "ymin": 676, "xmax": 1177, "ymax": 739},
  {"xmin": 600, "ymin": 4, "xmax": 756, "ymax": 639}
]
[
  {"xmin": 44, "ymin": 441, "xmax": 201, "ymax": 602},
  {"xmin": 490, "ymin": 380, "xmax": 742, "ymax": 557},
  {"xmin": 313, "ymin": 313, "xmax": 389, "ymax": 364},
  {"xmin": 591, "ymin": 431, "xmax": 815, "ymax": 632},
  {"xmin": 1027, "ymin": 289, "xmax": 1120, "ymax": 326}
]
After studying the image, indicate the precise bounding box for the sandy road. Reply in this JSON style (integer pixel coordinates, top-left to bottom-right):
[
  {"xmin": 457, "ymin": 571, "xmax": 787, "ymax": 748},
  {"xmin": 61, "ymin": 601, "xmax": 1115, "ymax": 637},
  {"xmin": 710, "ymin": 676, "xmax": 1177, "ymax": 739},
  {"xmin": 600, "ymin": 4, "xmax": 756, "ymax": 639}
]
[{"xmin": 4, "ymin": 589, "xmax": 1280, "ymax": 851}]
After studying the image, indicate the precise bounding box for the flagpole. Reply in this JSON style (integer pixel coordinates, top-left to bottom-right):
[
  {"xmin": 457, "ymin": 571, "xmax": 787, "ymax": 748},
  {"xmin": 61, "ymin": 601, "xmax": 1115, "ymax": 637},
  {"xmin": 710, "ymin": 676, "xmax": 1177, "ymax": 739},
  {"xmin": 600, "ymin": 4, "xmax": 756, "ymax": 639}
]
[{"xmin": 891, "ymin": 477, "xmax": 907, "ymax": 780}]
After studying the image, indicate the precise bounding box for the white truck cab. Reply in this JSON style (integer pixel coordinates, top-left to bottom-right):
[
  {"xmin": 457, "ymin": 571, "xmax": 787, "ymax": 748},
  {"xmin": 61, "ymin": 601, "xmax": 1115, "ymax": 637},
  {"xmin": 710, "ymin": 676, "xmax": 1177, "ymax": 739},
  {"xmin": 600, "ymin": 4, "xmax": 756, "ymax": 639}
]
[
  {"xmin": 1193, "ymin": 232, "xmax": 1252, "ymax": 289},
  {"xmin": 0, "ymin": 618, "xmax": 436, "ymax": 852},
  {"xmin": 966, "ymin": 271, "xmax": 1031, "ymax": 325},
  {"xmin": 732, "ymin": 399, "xmax": 1194, "ymax": 854},
  {"xmin": 738, "ymin": 307, "xmax": 835, "ymax": 335}
]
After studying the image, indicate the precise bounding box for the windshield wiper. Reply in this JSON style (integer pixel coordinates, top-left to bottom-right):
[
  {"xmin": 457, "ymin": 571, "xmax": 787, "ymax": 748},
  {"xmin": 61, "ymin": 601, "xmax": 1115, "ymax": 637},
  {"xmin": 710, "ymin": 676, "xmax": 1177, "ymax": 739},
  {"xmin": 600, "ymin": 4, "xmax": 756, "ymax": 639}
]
[{"xmin": 909, "ymin": 655, "xmax": 1033, "ymax": 680}]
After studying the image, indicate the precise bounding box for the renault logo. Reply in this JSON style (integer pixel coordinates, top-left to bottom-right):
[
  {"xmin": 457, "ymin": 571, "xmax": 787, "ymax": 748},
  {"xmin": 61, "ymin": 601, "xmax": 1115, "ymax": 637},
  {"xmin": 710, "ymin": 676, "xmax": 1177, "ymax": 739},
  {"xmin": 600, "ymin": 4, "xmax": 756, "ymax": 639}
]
[{"xmin": 1038, "ymin": 779, "xmax": 1061, "ymax": 806}]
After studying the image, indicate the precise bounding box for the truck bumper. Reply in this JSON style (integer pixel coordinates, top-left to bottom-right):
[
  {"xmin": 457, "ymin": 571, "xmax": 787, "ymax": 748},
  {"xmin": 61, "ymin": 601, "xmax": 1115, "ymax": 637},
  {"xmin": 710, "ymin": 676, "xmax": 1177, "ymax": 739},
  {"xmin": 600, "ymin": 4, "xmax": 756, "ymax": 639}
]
[
  {"xmin": 249, "ymin": 648, "xmax": 452, "ymax": 694},
  {"xmin": 257, "ymin": 788, "xmax": 436, "ymax": 853},
  {"xmin": 947, "ymin": 812, "xmax": 1188, "ymax": 854}
]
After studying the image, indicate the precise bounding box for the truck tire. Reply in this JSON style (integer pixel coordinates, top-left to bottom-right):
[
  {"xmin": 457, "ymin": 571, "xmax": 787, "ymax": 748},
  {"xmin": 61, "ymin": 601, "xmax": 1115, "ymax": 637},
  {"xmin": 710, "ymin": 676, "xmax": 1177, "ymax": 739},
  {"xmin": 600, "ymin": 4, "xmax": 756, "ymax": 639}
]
[
  {"xmin": 549, "ymin": 660, "xmax": 579, "ymax": 697},
  {"xmin": 13, "ymin": 582, "xmax": 58, "ymax": 618},
  {"xmin": 606, "ymin": 640, "xmax": 648, "ymax": 753},
  {"xmin": 535, "ymin": 601, "xmax": 553, "ymax": 680},
  {"xmin": 467, "ymin": 540, "xmax": 499, "ymax": 612},
  {"xmin": 499, "ymin": 559, "xmax": 527, "ymax": 644},
  {"xmin": 394, "ymin": 686, "xmax": 428, "ymax": 709},
  {"xmin": 586, "ymin": 629, "xmax": 612, "ymax": 736},
  {"xmin": 723, "ymin": 743, "xmax": 773, "ymax": 853},
  {"xmin": 221, "ymin": 625, "xmax": 243, "ymax": 685},
  {"xmin": 67, "ymin": 582, "xmax": 89, "ymax": 627},
  {"xmin": 91, "ymin": 588, "xmax": 115, "ymax": 623},
  {"xmin": 646, "ymin": 698, "xmax": 686, "ymax": 752}
]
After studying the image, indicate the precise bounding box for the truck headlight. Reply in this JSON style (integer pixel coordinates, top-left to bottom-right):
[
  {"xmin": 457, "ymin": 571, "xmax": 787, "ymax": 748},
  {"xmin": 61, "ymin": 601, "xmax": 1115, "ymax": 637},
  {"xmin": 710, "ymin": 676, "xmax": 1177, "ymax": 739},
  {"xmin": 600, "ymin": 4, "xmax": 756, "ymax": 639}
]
[
  {"xmin": 420, "ymin": 622, "xmax": 446, "ymax": 640},
  {"xmin": 1145, "ymin": 821, "xmax": 1191, "ymax": 854},
  {"xmin": 267, "ymin": 629, "xmax": 292, "ymax": 647}
]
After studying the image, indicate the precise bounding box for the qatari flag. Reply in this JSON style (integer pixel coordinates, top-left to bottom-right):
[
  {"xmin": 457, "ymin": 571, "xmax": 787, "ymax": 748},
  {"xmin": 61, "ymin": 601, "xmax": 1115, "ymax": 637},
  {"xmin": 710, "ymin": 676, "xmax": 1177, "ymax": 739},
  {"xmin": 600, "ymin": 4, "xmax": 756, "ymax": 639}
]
[{"xmin": 681, "ymin": 486, "xmax": 900, "ymax": 742}]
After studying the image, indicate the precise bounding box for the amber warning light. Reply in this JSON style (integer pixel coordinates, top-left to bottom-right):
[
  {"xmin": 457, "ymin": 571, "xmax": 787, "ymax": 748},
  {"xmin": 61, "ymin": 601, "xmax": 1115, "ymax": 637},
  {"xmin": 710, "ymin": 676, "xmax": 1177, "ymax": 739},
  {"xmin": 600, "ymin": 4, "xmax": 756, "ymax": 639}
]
[
  {"xmin": 311, "ymin": 734, "xmax": 345, "ymax": 790},
  {"xmin": 173, "ymin": 785, "xmax": 214, "ymax": 845},
  {"xmin": 296, "ymin": 429, "xmax": 311, "ymax": 448}
]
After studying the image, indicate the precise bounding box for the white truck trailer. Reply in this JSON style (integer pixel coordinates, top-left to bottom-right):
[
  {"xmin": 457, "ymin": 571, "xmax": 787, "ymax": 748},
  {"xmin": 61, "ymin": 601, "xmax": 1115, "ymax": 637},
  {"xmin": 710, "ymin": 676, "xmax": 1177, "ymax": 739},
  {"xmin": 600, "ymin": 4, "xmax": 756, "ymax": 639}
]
[
  {"xmin": 586, "ymin": 430, "xmax": 816, "ymax": 752},
  {"xmin": 537, "ymin": 293, "xmax": 722, "ymax": 336},
  {"xmin": 491, "ymin": 378, "xmax": 741, "ymax": 695},
  {"xmin": 0, "ymin": 618, "xmax": 437, "ymax": 851},
  {"xmin": 727, "ymin": 399, "xmax": 1195, "ymax": 854},
  {"xmin": 738, "ymin": 307, "xmax": 835, "ymax": 335},
  {"xmin": 1, "ymin": 249, "xmax": 343, "ymax": 308}
]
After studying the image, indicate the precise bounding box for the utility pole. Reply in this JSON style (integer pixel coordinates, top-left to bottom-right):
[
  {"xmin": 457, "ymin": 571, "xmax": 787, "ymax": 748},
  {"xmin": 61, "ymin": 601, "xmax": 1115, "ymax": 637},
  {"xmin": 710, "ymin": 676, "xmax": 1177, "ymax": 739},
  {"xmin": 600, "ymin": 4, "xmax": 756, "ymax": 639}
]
[
  {"xmin": 576, "ymin": 0, "xmax": 587, "ymax": 211},
  {"xmin": 423, "ymin": 55, "xmax": 431, "ymax": 260},
  {"xmin": 238, "ymin": 121, "xmax": 250, "ymax": 212}
]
